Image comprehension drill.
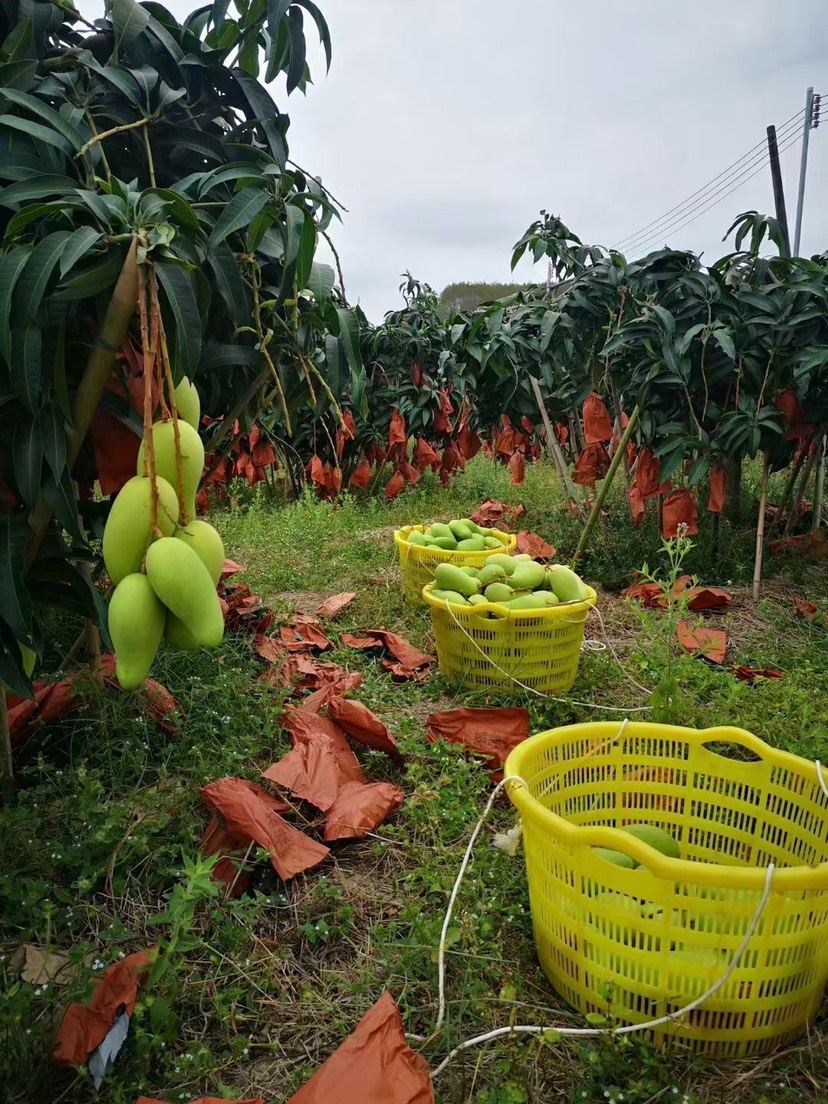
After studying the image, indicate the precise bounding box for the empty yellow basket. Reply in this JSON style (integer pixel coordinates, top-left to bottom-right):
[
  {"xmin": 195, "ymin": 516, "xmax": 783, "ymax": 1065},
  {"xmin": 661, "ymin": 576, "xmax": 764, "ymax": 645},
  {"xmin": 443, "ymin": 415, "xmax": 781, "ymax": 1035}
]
[
  {"xmin": 394, "ymin": 525, "xmax": 516, "ymax": 606},
  {"xmin": 505, "ymin": 722, "xmax": 828, "ymax": 1056},
  {"xmin": 422, "ymin": 582, "xmax": 597, "ymax": 693}
]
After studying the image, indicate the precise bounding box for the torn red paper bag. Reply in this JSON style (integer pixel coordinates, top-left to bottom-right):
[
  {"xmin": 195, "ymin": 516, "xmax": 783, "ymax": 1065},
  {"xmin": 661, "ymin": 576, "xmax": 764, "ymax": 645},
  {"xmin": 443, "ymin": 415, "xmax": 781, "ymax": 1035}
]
[
  {"xmin": 734, "ymin": 667, "xmax": 784, "ymax": 683},
  {"xmin": 662, "ymin": 489, "xmax": 699, "ymax": 538},
  {"xmin": 583, "ymin": 393, "xmax": 613, "ymax": 444},
  {"xmin": 266, "ymin": 657, "xmax": 363, "ymax": 697},
  {"xmin": 456, "ymin": 424, "xmax": 482, "ymax": 461},
  {"xmin": 413, "ymin": 437, "xmax": 440, "ymax": 472},
  {"xmin": 280, "ymin": 615, "xmax": 332, "ymax": 654},
  {"xmin": 253, "ymin": 635, "xmax": 284, "ymax": 664},
  {"xmin": 340, "ymin": 631, "xmax": 432, "ymax": 680},
  {"xmin": 427, "ymin": 707, "xmax": 530, "ymax": 780},
  {"xmin": 573, "ymin": 443, "xmax": 610, "ymax": 487},
  {"xmin": 328, "ymin": 695, "xmax": 400, "ymax": 756},
  {"xmin": 628, "ymin": 483, "xmax": 645, "ymax": 526},
  {"xmin": 469, "ymin": 499, "xmax": 527, "ymax": 529},
  {"xmin": 707, "ymin": 465, "xmax": 727, "ymax": 513},
  {"xmin": 770, "ymin": 531, "xmax": 828, "ymax": 557},
  {"xmin": 264, "ymin": 729, "xmax": 366, "ymax": 811},
  {"xmin": 53, "ymin": 951, "xmax": 153, "ymax": 1066},
  {"xmin": 222, "ymin": 582, "xmax": 273, "ymax": 634},
  {"xmin": 677, "ymin": 622, "xmax": 727, "ymax": 664},
  {"xmin": 317, "ymin": 592, "xmax": 356, "ymax": 619},
  {"xmin": 515, "ymin": 531, "xmax": 555, "ymax": 560},
  {"xmin": 508, "ymin": 451, "xmax": 525, "ymax": 484},
  {"xmin": 138, "ymin": 677, "xmax": 182, "ymax": 735},
  {"xmin": 138, "ymin": 1098, "xmax": 264, "ymax": 1104},
  {"xmin": 685, "ymin": 586, "xmax": 731, "ymax": 611},
  {"xmin": 349, "ymin": 458, "xmax": 373, "ymax": 490},
  {"xmin": 324, "ymin": 781, "xmax": 405, "ymax": 841},
  {"xmin": 221, "ymin": 559, "xmax": 245, "ymax": 580},
  {"xmin": 793, "ymin": 597, "xmax": 818, "ymax": 620},
  {"xmin": 200, "ymin": 778, "xmax": 328, "ymax": 881},
  {"xmin": 634, "ymin": 448, "xmax": 670, "ymax": 499},
  {"xmin": 202, "ymin": 815, "xmax": 257, "ymax": 896},
  {"xmin": 384, "ymin": 470, "xmax": 406, "ymax": 501},
  {"xmin": 287, "ymin": 991, "xmax": 433, "ymax": 1104},
  {"xmin": 622, "ymin": 576, "xmax": 731, "ymax": 611}
]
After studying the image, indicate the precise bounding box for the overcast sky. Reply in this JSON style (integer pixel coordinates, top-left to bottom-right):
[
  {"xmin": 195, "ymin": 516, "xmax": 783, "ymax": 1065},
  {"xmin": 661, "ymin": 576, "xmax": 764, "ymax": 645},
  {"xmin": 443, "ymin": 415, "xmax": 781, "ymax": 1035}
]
[{"xmin": 277, "ymin": 0, "xmax": 828, "ymax": 320}]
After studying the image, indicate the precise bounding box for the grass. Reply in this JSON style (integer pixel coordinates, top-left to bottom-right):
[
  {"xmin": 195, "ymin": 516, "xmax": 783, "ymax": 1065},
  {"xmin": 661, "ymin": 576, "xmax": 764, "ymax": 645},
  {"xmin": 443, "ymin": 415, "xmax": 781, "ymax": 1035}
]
[{"xmin": 2, "ymin": 454, "xmax": 827, "ymax": 1104}]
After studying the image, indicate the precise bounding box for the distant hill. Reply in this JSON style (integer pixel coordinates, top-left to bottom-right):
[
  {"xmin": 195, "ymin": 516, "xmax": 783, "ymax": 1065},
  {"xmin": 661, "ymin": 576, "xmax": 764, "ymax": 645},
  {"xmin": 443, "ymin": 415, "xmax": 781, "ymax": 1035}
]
[{"xmin": 438, "ymin": 281, "xmax": 535, "ymax": 315}]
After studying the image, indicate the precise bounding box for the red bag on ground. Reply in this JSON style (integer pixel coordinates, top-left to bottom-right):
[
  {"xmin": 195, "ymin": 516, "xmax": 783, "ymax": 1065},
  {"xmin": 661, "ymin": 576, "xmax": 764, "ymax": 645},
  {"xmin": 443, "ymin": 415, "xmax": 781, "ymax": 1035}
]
[
  {"xmin": 286, "ymin": 991, "xmax": 434, "ymax": 1103},
  {"xmin": 427, "ymin": 707, "xmax": 530, "ymax": 780},
  {"xmin": 324, "ymin": 781, "xmax": 405, "ymax": 841}
]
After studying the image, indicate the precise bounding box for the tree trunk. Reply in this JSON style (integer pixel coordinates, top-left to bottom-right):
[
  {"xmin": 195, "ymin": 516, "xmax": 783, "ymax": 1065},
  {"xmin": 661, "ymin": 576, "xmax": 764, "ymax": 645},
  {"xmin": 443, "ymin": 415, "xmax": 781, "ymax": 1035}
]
[{"xmin": 753, "ymin": 455, "xmax": 770, "ymax": 600}]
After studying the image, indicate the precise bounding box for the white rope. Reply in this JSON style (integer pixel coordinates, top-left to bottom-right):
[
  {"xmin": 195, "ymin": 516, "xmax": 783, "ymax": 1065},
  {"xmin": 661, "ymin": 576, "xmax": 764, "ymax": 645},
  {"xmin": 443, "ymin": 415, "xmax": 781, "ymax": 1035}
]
[
  {"xmin": 816, "ymin": 760, "xmax": 828, "ymax": 800},
  {"xmin": 429, "ymin": 789, "xmax": 776, "ymax": 1078},
  {"xmin": 440, "ymin": 598, "xmax": 652, "ymax": 712},
  {"xmin": 587, "ymin": 604, "xmax": 653, "ymax": 697}
]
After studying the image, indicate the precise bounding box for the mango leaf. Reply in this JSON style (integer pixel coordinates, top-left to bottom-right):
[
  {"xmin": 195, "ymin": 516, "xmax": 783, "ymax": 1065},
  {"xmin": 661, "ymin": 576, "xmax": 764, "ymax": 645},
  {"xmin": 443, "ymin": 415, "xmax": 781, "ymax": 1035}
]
[
  {"xmin": 38, "ymin": 405, "xmax": 67, "ymax": 480},
  {"xmin": 207, "ymin": 240, "xmax": 250, "ymax": 320},
  {"xmin": 59, "ymin": 227, "xmax": 102, "ymax": 277},
  {"xmin": 285, "ymin": 6, "xmax": 305, "ymax": 93},
  {"xmin": 0, "ymin": 622, "xmax": 33, "ymax": 699},
  {"xmin": 0, "ymin": 245, "xmax": 30, "ymax": 364},
  {"xmin": 295, "ymin": 207, "xmax": 316, "ymax": 289},
  {"xmin": 0, "ymin": 513, "xmax": 32, "ymax": 639},
  {"xmin": 231, "ymin": 70, "xmax": 288, "ymax": 165},
  {"xmin": 266, "ymin": 0, "xmax": 292, "ymax": 39},
  {"xmin": 0, "ymin": 88, "xmax": 84, "ymax": 154},
  {"xmin": 281, "ymin": 202, "xmax": 305, "ymax": 269},
  {"xmin": 111, "ymin": 0, "xmax": 151, "ymax": 46},
  {"xmin": 43, "ymin": 467, "xmax": 82, "ymax": 543},
  {"xmin": 10, "ymin": 325, "xmax": 42, "ymax": 414},
  {"xmin": 52, "ymin": 248, "xmax": 126, "ymax": 301},
  {"xmin": 0, "ymin": 113, "xmax": 75, "ymax": 156},
  {"xmin": 208, "ymin": 186, "xmax": 270, "ymax": 247},
  {"xmin": 0, "ymin": 174, "xmax": 78, "ymax": 206},
  {"xmin": 15, "ymin": 230, "xmax": 73, "ymax": 328},
  {"xmin": 12, "ymin": 415, "xmax": 43, "ymax": 507},
  {"xmin": 156, "ymin": 263, "xmax": 202, "ymax": 382},
  {"xmin": 324, "ymin": 333, "xmax": 343, "ymax": 397},
  {"xmin": 306, "ymin": 261, "xmax": 334, "ymax": 302},
  {"xmin": 297, "ymin": 0, "xmax": 331, "ymax": 70}
]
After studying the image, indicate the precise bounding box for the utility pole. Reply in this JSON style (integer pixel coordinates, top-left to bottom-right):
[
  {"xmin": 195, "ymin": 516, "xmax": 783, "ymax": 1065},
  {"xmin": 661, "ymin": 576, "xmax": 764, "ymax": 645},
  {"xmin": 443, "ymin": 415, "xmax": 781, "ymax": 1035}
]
[
  {"xmin": 793, "ymin": 88, "xmax": 814, "ymax": 256},
  {"xmin": 793, "ymin": 89, "xmax": 822, "ymax": 256},
  {"xmin": 766, "ymin": 125, "xmax": 791, "ymax": 256}
]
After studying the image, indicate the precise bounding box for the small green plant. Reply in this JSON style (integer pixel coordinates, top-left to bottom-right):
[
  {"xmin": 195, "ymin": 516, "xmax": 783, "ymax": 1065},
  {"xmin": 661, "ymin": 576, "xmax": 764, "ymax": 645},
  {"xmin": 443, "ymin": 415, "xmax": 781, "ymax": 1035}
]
[{"xmin": 630, "ymin": 528, "xmax": 696, "ymax": 722}]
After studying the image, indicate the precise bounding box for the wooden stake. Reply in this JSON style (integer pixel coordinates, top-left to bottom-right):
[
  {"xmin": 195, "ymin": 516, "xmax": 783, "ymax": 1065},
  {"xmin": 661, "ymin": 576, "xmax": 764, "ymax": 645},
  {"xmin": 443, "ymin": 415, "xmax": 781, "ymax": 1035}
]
[
  {"xmin": 571, "ymin": 405, "xmax": 640, "ymax": 569},
  {"xmin": 812, "ymin": 434, "xmax": 826, "ymax": 531},
  {"xmin": 1, "ymin": 689, "xmax": 12, "ymax": 790},
  {"xmin": 753, "ymin": 454, "xmax": 770, "ymax": 601},
  {"xmin": 528, "ymin": 375, "xmax": 583, "ymax": 515}
]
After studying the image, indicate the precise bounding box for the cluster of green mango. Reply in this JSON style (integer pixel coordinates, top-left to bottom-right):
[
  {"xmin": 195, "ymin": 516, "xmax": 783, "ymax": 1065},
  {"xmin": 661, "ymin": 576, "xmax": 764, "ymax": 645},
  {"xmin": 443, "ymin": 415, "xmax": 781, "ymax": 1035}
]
[
  {"xmin": 103, "ymin": 378, "xmax": 226, "ymax": 691},
  {"xmin": 429, "ymin": 556, "xmax": 589, "ymax": 611},
  {"xmin": 407, "ymin": 518, "xmax": 503, "ymax": 552}
]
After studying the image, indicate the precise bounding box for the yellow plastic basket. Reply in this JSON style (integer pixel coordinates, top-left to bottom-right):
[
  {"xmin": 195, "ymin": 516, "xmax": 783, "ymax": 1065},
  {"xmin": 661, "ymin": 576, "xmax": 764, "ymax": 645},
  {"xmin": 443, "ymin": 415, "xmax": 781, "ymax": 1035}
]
[
  {"xmin": 422, "ymin": 583, "xmax": 597, "ymax": 693},
  {"xmin": 394, "ymin": 525, "xmax": 516, "ymax": 606},
  {"xmin": 505, "ymin": 722, "xmax": 828, "ymax": 1056}
]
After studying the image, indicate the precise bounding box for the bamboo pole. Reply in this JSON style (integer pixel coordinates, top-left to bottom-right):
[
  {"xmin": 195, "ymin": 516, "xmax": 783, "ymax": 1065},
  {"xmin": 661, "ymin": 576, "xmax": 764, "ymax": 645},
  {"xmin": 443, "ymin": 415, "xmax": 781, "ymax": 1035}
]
[
  {"xmin": 812, "ymin": 434, "xmax": 826, "ymax": 531},
  {"xmin": 528, "ymin": 375, "xmax": 584, "ymax": 515},
  {"xmin": 753, "ymin": 454, "xmax": 770, "ymax": 601},
  {"xmin": 570, "ymin": 404, "xmax": 640, "ymax": 570}
]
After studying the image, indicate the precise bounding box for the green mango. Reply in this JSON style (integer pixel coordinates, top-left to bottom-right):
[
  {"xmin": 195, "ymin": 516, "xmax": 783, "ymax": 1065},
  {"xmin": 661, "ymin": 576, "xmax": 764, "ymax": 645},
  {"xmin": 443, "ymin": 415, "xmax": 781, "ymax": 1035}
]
[
  {"xmin": 621, "ymin": 823, "xmax": 680, "ymax": 859},
  {"xmin": 456, "ymin": 536, "xmax": 485, "ymax": 551},
  {"xmin": 165, "ymin": 612, "xmax": 201, "ymax": 652},
  {"xmin": 484, "ymin": 553, "xmax": 516, "ymax": 576},
  {"xmin": 406, "ymin": 530, "xmax": 427, "ymax": 546},
  {"xmin": 434, "ymin": 563, "xmax": 480, "ymax": 596},
  {"xmin": 510, "ymin": 562, "xmax": 547, "ymax": 590},
  {"xmin": 484, "ymin": 582, "xmax": 514, "ymax": 604},
  {"xmin": 174, "ymin": 519, "xmax": 225, "ymax": 585},
  {"xmin": 449, "ymin": 519, "xmax": 474, "ymax": 540},
  {"xmin": 431, "ymin": 588, "xmax": 469, "ymax": 605},
  {"xmin": 103, "ymin": 475, "xmax": 180, "ymax": 586},
  {"xmin": 137, "ymin": 419, "xmax": 204, "ymax": 524},
  {"xmin": 593, "ymin": 847, "xmax": 637, "ymax": 869},
  {"xmin": 428, "ymin": 536, "xmax": 457, "ymax": 550},
  {"xmin": 109, "ymin": 573, "xmax": 165, "ymax": 690},
  {"xmin": 427, "ymin": 523, "xmax": 453, "ymax": 539},
  {"xmin": 483, "ymin": 535, "xmax": 501, "ymax": 549},
  {"xmin": 512, "ymin": 554, "xmax": 534, "ymax": 562},
  {"xmin": 174, "ymin": 376, "xmax": 200, "ymax": 430},
  {"xmin": 460, "ymin": 566, "xmax": 479, "ymax": 576},
  {"xmin": 547, "ymin": 565, "xmax": 589, "ymax": 603},
  {"xmin": 477, "ymin": 563, "xmax": 506, "ymax": 587},
  {"xmin": 460, "ymin": 518, "xmax": 483, "ymax": 534},
  {"xmin": 145, "ymin": 538, "xmax": 224, "ymax": 647},
  {"xmin": 467, "ymin": 594, "xmax": 488, "ymax": 606},
  {"xmin": 506, "ymin": 594, "xmax": 549, "ymax": 611},
  {"xmin": 532, "ymin": 590, "xmax": 560, "ymax": 606}
]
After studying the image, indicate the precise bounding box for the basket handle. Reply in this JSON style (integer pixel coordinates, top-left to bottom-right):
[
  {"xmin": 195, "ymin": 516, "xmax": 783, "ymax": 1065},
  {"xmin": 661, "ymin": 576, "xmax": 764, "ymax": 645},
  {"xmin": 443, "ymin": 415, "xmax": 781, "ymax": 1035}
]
[{"xmin": 696, "ymin": 726, "xmax": 770, "ymax": 768}]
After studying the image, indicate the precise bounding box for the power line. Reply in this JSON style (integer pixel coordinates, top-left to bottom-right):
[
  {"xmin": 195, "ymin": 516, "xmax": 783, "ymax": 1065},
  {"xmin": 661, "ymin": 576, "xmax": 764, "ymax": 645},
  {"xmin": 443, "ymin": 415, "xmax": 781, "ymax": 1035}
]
[
  {"xmin": 614, "ymin": 106, "xmax": 805, "ymax": 249},
  {"xmin": 615, "ymin": 111, "xmax": 805, "ymax": 254},
  {"xmin": 629, "ymin": 129, "xmax": 804, "ymax": 256}
]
